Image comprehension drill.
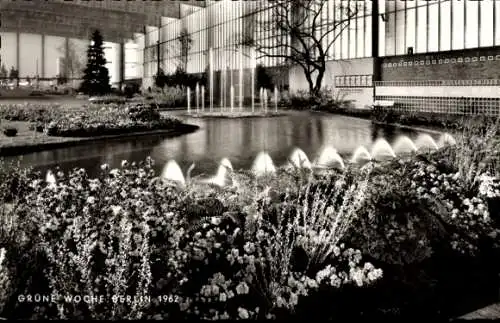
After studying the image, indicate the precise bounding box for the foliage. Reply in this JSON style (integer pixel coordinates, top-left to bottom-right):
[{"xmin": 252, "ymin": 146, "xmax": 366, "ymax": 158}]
[
  {"xmin": 42, "ymin": 104, "xmax": 182, "ymax": 137},
  {"xmin": 8, "ymin": 67, "xmax": 18, "ymax": 81},
  {"xmin": 0, "ymin": 65, "xmax": 8, "ymax": 79},
  {"xmin": 242, "ymin": 0, "xmax": 360, "ymax": 98},
  {"xmin": 1, "ymin": 126, "xmax": 500, "ymax": 319},
  {"xmin": 154, "ymin": 68, "xmax": 167, "ymax": 90},
  {"xmin": 2, "ymin": 128, "xmax": 18, "ymax": 137},
  {"xmin": 56, "ymin": 39, "xmax": 85, "ymax": 80},
  {"xmin": 0, "ymin": 159, "xmax": 381, "ymax": 320},
  {"xmin": 0, "ymin": 104, "xmax": 61, "ymax": 123},
  {"xmin": 178, "ymin": 28, "xmax": 193, "ymax": 72},
  {"xmin": 162, "ymin": 67, "xmax": 206, "ymax": 90},
  {"xmin": 80, "ymin": 30, "xmax": 111, "ymax": 96},
  {"xmin": 256, "ymin": 64, "xmax": 274, "ymax": 90}
]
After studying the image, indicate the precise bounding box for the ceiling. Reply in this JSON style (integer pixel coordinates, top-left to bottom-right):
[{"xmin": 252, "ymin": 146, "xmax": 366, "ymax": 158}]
[{"xmin": 0, "ymin": 0, "xmax": 206, "ymax": 43}]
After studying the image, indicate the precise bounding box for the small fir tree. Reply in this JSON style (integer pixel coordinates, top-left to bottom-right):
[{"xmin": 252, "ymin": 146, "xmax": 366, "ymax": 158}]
[{"xmin": 80, "ymin": 30, "xmax": 111, "ymax": 95}]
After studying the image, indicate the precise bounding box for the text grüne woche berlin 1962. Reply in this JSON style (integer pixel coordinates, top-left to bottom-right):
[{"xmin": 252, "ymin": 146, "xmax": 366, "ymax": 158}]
[{"xmin": 17, "ymin": 294, "xmax": 179, "ymax": 305}]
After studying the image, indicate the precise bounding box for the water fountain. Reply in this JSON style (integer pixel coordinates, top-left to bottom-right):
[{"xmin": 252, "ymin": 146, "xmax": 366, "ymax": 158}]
[
  {"xmin": 351, "ymin": 146, "xmax": 372, "ymax": 164},
  {"xmin": 230, "ymin": 86, "xmax": 235, "ymax": 113},
  {"xmin": 314, "ymin": 146, "xmax": 345, "ymax": 169},
  {"xmin": 415, "ymin": 134, "xmax": 439, "ymax": 151},
  {"xmin": 209, "ymin": 47, "xmax": 214, "ymax": 112},
  {"xmin": 274, "ymin": 86, "xmax": 278, "ymax": 113},
  {"xmin": 251, "ymin": 49, "xmax": 256, "ymax": 113},
  {"xmin": 46, "ymin": 170, "xmax": 57, "ymax": 188},
  {"xmin": 220, "ymin": 65, "xmax": 225, "ymax": 110},
  {"xmin": 239, "ymin": 47, "xmax": 243, "ymax": 112},
  {"xmin": 438, "ymin": 133, "xmax": 456, "ymax": 148},
  {"xmin": 371, "ymin": 138, "xmax": 396, "ymax": 160},
  {"xmin": 161, "ymin": 160, "xmax": 186, "ymax": 186},
  {"xmin": 195, "ymin": 83, "xmax": 200, "ymax": 112},
  {"xmin": 201, "ymin": 85, "xmax": 205, "ymax": 112},
  {"xmin": 259, "ymin": 88, "xmax": 263, "ymax": 111},
  {"xmin": 288, "ymin": 148, "xmax": 312, "ymax": 169},
  {"xmin": 263, "ymin": 89, "xmax": 268, "ymax": 113},
  {"xmin": 197, "ymin": 158, "xmax": 234, "ymax": 187},
  {"xmin": 392, "ymin": 135, "xmax": 418, "ymax": 155},
  {"xmin": 252, "ymin": 152, "xmax": 276, "ymax": 176},
  {"xmin": 187, "ymin": 87, "xmax": 191, "ymax": 114}
]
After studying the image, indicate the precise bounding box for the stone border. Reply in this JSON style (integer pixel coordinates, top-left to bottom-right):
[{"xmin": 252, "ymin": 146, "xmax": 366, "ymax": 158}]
[{"xmin": 0, "ymin": 123, "xmax": 199, "ymax": 157}]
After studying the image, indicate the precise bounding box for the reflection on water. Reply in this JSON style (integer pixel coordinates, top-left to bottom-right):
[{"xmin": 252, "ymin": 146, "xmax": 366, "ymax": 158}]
[{"xmin": 2, "ymin": 111, "xmax": 435, "ymax": 178}]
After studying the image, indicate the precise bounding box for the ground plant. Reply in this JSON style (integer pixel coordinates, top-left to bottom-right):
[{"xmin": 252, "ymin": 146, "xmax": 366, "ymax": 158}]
[{"xmin": 0, "ymin": 116, "xmax": 499, "ymax": 319}]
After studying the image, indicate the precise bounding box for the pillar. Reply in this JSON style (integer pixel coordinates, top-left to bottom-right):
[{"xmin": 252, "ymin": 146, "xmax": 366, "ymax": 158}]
[
  {"xmin": 41, "ymin": 34, "xmax": 45, "ymax": 78},
  {"xmin": 64, "ymin": 37, "xmax": 69, "ymax": 79},
  {"xmin": 120, "ymin": 41, "xmax": 125, "ymax": 89},
  {"xmin": 372, "ymin": 0, "xmax": 381, "ymax": 101},
  {"xmin": 16, "ymin": 32, "xmax": 20, "ymax": 84}
]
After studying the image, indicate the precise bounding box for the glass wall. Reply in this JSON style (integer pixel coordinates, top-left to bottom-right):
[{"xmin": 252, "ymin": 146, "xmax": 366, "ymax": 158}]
[{"xmin": 385, "ymin": 0, "xmax": 500, "ymax": 55}]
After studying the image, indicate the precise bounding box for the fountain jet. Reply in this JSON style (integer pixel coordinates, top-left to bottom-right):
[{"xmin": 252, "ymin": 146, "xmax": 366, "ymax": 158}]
[
  {"xmin": 288, "ymin": 148, "xmax": 312, "ymax": 169},
  {"xmin": 198, "ymin": 158, "xmax": 234, "ymax": 187},
  {"xmin": 161, "ymin": 160, "xmax": 186, "ymax": 186},
  {"xmin": 252, "ymin": 152, "xmax": 276, "ymax": 176},
  {"xmin": 46, "ymin": 170, "xmax": 57, "ymax": 188},
  {"xmin": 351, "ymin": 146, "xmax": 372, "ymax": 163},
  {"xmin": 187, "ymin": 87, "xmax": 191, "ymax": 114},
  {"xmin": 415, "ymin": 134, "xmax": 439, "ymax": 151},
  {"xmin": 438, "ymin": 133, "xmax": 457, "ymax": 148},
  {"xmin": 315, "ymin": 146, "xmax": 345, "ymax": 169},
  {"xmin": 392, "ymin": 136, "xmax": 418, "ymax": 155},
  {"xmin": 371, "ymin": 138, "xmax": 396, "ymax": 160}
]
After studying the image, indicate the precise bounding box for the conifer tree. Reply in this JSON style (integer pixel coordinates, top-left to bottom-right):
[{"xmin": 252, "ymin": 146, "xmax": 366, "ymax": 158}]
[{"xmin": 80, "ymin": 30, "xmax": 111, "ymax": 95}]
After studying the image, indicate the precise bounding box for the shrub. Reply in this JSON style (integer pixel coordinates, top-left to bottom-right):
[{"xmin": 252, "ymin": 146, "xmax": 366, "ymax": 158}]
[{"xmin": 2, "ymin": 128, "xmax": 18, "ymax": 137}]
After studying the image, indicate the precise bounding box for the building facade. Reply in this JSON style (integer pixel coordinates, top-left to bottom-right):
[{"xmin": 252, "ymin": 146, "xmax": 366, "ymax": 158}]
[{"xmin": 142, "ymin": 0, "xmax": 500, "ymax": 112}]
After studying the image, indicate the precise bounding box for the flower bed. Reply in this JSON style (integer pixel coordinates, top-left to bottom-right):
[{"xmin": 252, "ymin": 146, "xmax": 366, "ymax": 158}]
[
  {"xmin": 1, "ymin": 131, "xmax": 500, "ymax": 320},
  {"xmin": 0, "ymin": 103, "xmax": 62, "ymax": 123},
  {"xmin": 41, "ymin": 104, "xmax": 182, "ymax": 137}
]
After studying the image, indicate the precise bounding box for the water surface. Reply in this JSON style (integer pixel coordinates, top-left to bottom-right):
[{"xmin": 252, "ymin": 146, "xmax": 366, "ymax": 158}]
[{"xmin": 2, "ymin": 110, "xmax": 436, "ymax": 178}]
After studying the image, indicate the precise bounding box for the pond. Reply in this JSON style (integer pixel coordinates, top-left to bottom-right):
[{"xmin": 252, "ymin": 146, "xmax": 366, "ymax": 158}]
[{"xmin": 2, "ymin": 110, "xmax": 438, "ymax": 178}]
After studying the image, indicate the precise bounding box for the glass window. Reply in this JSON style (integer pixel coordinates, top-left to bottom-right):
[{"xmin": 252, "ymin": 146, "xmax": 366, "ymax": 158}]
[
  {"xmin": 440, "ymin": 0, "xmax": 451, "ymax": 51},
  {"xmin": 428, "ymin": 0, "xmax": 439, "ymax": 52},
  {"xmin": 465, "ymin": 0, "xmax": 479, "ymax": 48},
  {"xmin": 480, "ymin": 0, "xmax": 494, "ymax": 47},
  {"xmin": 416, "ymin": 0, "xmax": 428, "ymax": 53},
  {"xmin": 452, "ymin": 0, "xmax": 465, "ymax": 49}
]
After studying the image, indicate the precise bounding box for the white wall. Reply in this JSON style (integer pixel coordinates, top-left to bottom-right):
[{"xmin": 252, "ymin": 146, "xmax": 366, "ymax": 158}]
[
  {"xmin": 0, "ymin": 32, "xmax": 18, "ymax": 71},
  {"xmin": 376, "ymin": 85, "xmax": 500, "ymax": 98},
  {"xmin": 289, "ymin": 58, "xmax": 375, "ymax": 108}
]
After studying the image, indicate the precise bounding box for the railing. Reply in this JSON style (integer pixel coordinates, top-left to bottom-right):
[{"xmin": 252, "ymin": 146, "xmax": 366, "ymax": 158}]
[
  {"xmin": 374, "ymin": 95, "xmax": 500, "ymax": 116},
  {"xmin": 374, "ymin": 79, "xmax": 500, "ymax": 87}
]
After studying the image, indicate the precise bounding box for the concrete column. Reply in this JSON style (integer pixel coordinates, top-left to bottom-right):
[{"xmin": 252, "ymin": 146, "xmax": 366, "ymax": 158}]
[
  {"xmin": 143, "ymin": 26, "xmax": 148, "ymax": 79},
  {"xmin": 16, "ymin": 32, "xmax": 20, "ymax": 84},
  {"xmin": 120, "ymin": 41, "xmax": 125, "ymax": 89},
  {"xmin": 64, "ymin": 37, "xmax": 69, "ymax": 79},
  {"xmin": 41, "ymin": 34, "xmax": 45, "ymax": 78}
]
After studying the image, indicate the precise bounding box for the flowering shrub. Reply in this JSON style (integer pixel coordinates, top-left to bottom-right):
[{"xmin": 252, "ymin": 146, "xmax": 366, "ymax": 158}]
[
  {"xmin": 1, "ymin": 130, "xmax": 500, "ymax": 319},
  {"xmin": 348, "ymin": 156, "xmax": 500, "ymax": 266},
  {"xmin": 0, "ymin": 103, "xmax": 62, "ymax": 123},
  {"xmin": 43, "ymin": 104, "xmax": 182, "ymax": 137},
  {"xmin": 0, "ymin": 157, "xmax": 384, "ymax": 320}
]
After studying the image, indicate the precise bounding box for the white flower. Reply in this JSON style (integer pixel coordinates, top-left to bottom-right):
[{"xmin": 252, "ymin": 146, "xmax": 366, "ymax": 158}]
[
  {"xmin": 238, "ymin": 307, "xmax": 249, "ymax": 319},
  {"xmin": 243, "ymin": 242, "xmax": 256, "ymax": 254},
  {"xmin": 100, "ymin": 163, "xmax": 109, "ymax": 171},
  {"xmin": 121, "ymin": 160, "xmax": 129, "ymax": 168},
  {"xmin": 236, "ymin": 282, "xmax": 249, "ymax": 295},
  {"xmin": 111, "ymin": 205, "xmax": 122, "ymax": 216},
  {"xmin": 87, "ymin": 196, "xmax": 96, "ymax": 204},
  {"xmin": 211, "ymin": 217, "xmax": 221, "ymax": 226},
  {"xmin": 0, "ymin": 248, "xmax": 6, "ymax": 267}
]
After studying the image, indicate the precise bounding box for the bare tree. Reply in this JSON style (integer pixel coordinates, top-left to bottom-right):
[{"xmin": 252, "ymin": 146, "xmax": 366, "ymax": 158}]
[
  {"xmin": 242, "ymin": 0, "xmax": 361, "ymax": 100},
  {"xmin": 178, "ymin": 27, "xmax": 193, "ymax": 72},
  {"xmin": 57, "ymin": 40, "xmax": 86, "ymax": 81}
]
